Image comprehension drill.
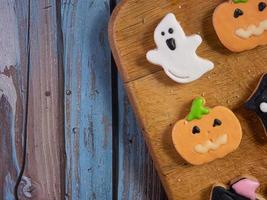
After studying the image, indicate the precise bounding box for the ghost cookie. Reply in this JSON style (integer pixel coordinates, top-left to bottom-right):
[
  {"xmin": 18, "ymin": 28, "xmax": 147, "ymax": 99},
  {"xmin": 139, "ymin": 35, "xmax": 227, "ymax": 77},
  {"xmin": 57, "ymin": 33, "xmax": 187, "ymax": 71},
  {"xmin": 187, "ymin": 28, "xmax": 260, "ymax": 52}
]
[
  {"xmin": 172, "ymin": 97, "xmax": 242, "ymax": 165},
  {"xmin": 210, "ymin": 176, "xmax": 265, "ymax": 200},
  {"xmin": 245, "ymin": 73, "xmax": 267, "ymax": 136},
  {"xmin": 213, "ymin": 0, "xmax": 267, "ymax": 52},
  {"xmin": 146, "ymin": 13, "xmax": 214, "ymax": 84}
]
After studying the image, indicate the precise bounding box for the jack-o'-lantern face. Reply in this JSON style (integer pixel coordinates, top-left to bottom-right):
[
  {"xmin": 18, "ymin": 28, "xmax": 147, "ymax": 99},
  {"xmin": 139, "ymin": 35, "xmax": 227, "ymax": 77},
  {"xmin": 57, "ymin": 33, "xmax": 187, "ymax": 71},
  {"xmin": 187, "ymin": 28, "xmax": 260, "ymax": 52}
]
[
  {"xmin": 172, "ymin": 97, "xmax": 242, "ymax": 165},
  {"xmin": 213, "ymin": 0, "xmax": 267, "ymax": 52}
]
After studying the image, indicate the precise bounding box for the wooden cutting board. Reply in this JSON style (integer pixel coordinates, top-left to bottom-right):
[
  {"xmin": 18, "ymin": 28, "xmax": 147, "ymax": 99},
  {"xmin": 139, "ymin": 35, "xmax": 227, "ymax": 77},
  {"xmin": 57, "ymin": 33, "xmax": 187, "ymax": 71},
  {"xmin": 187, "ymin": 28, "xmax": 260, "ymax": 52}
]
[{"xmin": 109, "ymin": 0, "xmax": 267, "ymax": 199}]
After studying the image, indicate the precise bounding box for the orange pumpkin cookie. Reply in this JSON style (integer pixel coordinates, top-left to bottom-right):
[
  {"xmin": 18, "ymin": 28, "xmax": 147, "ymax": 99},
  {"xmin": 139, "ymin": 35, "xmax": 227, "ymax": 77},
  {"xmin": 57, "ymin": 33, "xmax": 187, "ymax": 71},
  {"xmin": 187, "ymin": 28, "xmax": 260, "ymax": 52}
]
[
  {"xmin": 172, "ymin": 97, "xmax": 243, "ymax": 165},
  {"xmin": 213, "ymin": 0, "xmax": 267, "ymax": 52}
]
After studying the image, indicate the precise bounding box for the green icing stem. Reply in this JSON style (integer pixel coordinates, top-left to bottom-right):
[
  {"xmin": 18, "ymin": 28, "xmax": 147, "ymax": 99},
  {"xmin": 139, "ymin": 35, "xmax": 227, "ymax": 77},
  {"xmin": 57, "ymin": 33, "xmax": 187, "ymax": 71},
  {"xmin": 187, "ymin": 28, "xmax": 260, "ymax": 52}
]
[
  {"xmin": 233, "ymin": 0, "xmax": 248, "ymax": 3},
  {"xmin": 187, "ymin": 97, "xmax": 209, "ymax": 121}
]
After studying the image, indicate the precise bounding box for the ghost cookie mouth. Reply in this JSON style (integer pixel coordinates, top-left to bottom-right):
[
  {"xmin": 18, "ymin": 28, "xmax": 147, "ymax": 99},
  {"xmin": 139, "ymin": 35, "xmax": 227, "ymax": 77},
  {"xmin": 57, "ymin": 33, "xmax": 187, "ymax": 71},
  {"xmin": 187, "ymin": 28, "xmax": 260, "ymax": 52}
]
[
  {"xmin": 167, "ymin": 70, "xmax": 190, "ymax": 79},
  {"xmin": 194, "ymin": 134, "xmax": 228, "ymax": 154},
  {"xmin": 235, "ymin": 19, "xmax": 267, "ymax": 39},
  {"xmin": 166, "ymin": 38, "xmax": 176, "ymax": 50}
]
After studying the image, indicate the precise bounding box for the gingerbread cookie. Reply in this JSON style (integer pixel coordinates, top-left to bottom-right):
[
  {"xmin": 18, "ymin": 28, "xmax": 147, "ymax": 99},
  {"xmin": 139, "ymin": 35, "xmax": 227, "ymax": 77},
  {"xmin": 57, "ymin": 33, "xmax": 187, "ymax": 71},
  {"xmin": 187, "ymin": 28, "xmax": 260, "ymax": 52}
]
[
  {"xmin": 172, "ymin": 97, "xmax": 242, "ymax": 165},
  {"xmin": 245, "ymin": 73, "xmax": 267, "ymax": 135},
  {"xmin": 146, "ymin": 13, "xmax": 214, "ymax": 84},
  {"xmin": 210, "ymin": 176, "xmax": 265, "ymax": 200},
  {"xmin": 213, "ymin": 0, "xmax": 267, "ymax": 52}
]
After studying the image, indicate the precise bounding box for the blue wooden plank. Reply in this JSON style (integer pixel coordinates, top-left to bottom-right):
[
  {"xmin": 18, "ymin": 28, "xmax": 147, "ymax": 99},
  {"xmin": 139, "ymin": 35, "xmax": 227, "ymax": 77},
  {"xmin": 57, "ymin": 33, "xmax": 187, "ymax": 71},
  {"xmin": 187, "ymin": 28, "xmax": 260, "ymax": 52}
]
[
  {"xmin": 61, "ymin": 0, "xmax": 113, "ymax": 199},
  {"xmin": 0, "ymin": 0, "xmax": 29, "ymax": 199},
  {"xmin": 19, "ymin": 0, "xmax": 65, "ymax": 199},
  {"xmin": 114, "ymin": 0, "xmax": 167, "ymax": 199}
]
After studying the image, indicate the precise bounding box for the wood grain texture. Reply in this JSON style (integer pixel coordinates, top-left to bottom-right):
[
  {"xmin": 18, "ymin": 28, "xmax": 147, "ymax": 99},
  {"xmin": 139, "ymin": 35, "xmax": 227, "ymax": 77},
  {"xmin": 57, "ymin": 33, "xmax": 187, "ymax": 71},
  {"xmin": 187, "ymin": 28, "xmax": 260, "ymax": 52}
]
[
  {"xmin": 0, "ymin": 0, "xmax": 170, "ymax": 199},
  {"xmin": 117, "ymin": 76, "xmax": 167, "ymax": 200},
  {"xmin": 0, "ymin": 0, "xmax": 29, "ymax": 199},
  {"xmin": 109, "ymin": 0, "xmax": 267, "ymax": 199},
  {"xmin": 61, "ymin": 0, "xmax": 113, "ymax": 199},
  {"xmin": 20, "ymin": 0, "xmax": 65, "ymax": 199},
  {"xmin": 115, "ymin": 1, "xmax": 166, "ymax": 199}
]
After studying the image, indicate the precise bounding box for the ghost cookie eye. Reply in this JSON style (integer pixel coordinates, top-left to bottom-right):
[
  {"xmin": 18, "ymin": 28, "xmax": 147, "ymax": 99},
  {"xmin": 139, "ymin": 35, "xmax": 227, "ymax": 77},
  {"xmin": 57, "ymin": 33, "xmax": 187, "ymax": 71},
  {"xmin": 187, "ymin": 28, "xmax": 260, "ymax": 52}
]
[
  {"xmin": 161, "ymin": 31, "xmax": 165, "ymax": 36},
  {"xmin": 258, "ymin": 2, "xmax": 267, "ymax": 11},
  {"xmin": 213, "ymin": 119, "xmax": 222, "ymax": 127},
  {"xmin": 234, "ymin": 8, "xmax": 244, "ymax": 18},
  {"xmin": 168, "ymin": 28, "xmax": 174, "ymax": 34},
  {"xmin": 192, "ymin": 126, "xmax": 201, "ymax": 134}
]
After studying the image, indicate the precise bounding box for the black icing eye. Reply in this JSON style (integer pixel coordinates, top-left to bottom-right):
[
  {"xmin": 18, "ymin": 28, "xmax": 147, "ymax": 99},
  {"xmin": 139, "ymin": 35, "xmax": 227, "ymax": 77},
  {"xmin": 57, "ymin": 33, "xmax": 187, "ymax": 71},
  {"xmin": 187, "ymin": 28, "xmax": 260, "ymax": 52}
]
[
  {"xmin": 259, "ymin": 2, "xmax": 266, "ymax": 11},
  {"xmin": 234, "ymin": 8, "xmax": 244, "ymax": 18},
  {"xmin": 161, "ymin": 31, "xmax": 165, "ymax": 36},
  {"xmin": 168, "ymin": 28, "xmax": 174, "ymax": 34},
  {"xmin": 213, "ymin": 119, "xmax": 222, "ymax": 127},
  {"xmin": 192, "ymin": 126, "xmax": 200, "ymax": 134}
]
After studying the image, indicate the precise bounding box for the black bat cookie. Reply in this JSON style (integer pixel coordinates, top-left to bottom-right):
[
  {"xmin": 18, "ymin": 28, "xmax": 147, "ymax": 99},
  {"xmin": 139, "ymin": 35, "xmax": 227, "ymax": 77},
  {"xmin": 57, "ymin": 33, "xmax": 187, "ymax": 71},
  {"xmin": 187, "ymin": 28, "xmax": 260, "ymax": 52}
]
[
  {"xmin": 211, "ymin": 186, "xmax": 249, "ymax": 200},
  {"xmin": 245, "ymin": 74, "xmax": 267, "ymax": 135},
  {"xmin": 210, "ymin": 176, "xmax": 264, "ymax": 200}
]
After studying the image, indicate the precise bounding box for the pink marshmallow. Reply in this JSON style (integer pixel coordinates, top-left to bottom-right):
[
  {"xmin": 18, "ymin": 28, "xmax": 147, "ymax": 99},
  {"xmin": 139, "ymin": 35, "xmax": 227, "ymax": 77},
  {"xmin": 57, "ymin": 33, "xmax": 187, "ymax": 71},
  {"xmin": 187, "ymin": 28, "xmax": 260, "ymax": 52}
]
[{"xmin": 231, "ymin": 178, "xmax": 260, "ymax": 200}]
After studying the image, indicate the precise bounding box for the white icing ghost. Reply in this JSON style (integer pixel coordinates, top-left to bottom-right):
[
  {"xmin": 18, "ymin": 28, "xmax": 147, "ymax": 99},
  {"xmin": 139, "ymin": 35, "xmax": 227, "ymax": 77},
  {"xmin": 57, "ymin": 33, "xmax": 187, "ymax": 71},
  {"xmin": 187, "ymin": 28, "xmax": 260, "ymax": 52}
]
[{"xmin": 146, "ymin": 13, "xmax": 214, "ymax": 83}]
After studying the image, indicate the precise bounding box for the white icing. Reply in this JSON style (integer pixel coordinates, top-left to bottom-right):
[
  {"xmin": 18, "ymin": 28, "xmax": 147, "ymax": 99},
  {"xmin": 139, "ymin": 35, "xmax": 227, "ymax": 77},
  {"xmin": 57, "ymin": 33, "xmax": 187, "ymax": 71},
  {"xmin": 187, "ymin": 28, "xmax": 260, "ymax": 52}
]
[
  {"xmin": 21, "ymin": 176, "xmax": 32, "ymax": 198},
  {"xmin": 146, "ymin": 13, "xmax": 214, "ymax": 84},
  {"xmin": 235, "ymin": 19, "xmax": 267, "ymax": 39},
  {"xmin": 260, "ymin": 102, "xmax": 267, "ymax": 113},
  {"xmin": 194, "ymin": 134, "xmax": 228, "ymax": 154}
]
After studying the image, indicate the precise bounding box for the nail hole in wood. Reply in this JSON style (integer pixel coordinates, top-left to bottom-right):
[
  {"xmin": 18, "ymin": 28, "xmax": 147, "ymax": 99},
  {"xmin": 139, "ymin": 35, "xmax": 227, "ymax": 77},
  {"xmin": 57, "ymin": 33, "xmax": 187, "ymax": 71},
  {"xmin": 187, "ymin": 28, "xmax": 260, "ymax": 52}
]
[
  {"xmin": 66, "ymin": 90, "xmax": 72, "ymax": 95},
  {"xmin": 45, "ymin": 91, "xmax": 51, "ymax": 96},
  {"xmin": 72, "ymin": 127, "xmax": 78, "ymax": 133}
]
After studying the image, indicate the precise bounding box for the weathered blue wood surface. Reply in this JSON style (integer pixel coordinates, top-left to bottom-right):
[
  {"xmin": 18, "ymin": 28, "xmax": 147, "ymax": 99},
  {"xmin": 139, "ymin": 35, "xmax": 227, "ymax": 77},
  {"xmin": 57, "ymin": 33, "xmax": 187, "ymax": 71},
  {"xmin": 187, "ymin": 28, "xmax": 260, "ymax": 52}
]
[
  {"xmin": 0, "ymin": 0, "xmax": 166, "ymax": 199},
  {"xmin": 114, "ymin": 0, "xmax": 166, "ymax": 199},
  {"xmin": 117, "ymin": 77, "xmax": 167, "ymax": 200},
  {"xmin": 62, "ymin": 0, "xmax": 165, "ymax": 200},
  {"xmin": 0, "ymin": 0, "xmax": 29, "ymax": 199},
  {"xmin": 61, "ymin": 0, "xmax": 113, "ymax": 199},
  {"xmin": 62, "ymin": 0, "xmax": 166, "ymax": 199},
  {"xmin": 20, "ymin": 0, "xmax": 65, "ymax": 199}
]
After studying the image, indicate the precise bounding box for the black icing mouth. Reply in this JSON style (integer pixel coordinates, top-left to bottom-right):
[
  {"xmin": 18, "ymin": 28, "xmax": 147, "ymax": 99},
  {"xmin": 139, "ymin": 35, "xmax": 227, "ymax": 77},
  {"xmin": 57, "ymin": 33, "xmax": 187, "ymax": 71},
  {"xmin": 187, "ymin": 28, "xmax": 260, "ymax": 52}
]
[{"xmin": 166, "ymin": 38, "xmax": 176, "ymax": 51}]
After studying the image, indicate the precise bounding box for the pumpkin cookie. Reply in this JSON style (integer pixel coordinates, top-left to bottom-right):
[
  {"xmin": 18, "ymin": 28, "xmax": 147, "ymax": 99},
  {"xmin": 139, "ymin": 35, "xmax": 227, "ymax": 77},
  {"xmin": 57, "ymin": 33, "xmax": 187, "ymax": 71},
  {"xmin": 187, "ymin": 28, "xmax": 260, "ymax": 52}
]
[
  {"xmin": 213, "ymin": 0, "xmax": 267, "ymax": 52},
  {"xmin": 210, "ymin": 176, "xmax": 265, "ymax": 200},
  {"xmin": 172, "ymin": 97, "xmax": 242, "ymax": 165}
]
